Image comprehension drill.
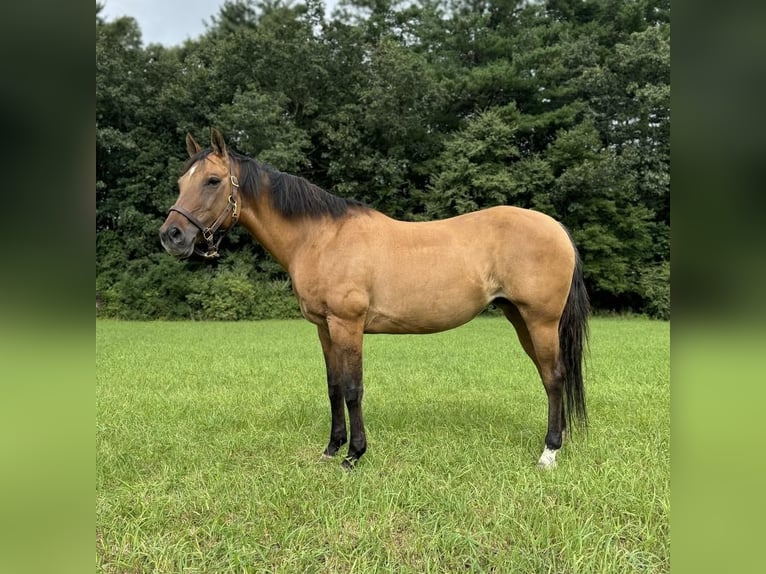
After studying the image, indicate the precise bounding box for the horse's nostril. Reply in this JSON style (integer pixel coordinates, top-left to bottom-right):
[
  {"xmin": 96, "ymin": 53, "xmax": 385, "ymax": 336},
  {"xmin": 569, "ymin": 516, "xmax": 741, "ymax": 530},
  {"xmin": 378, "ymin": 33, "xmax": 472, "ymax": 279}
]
[{"xmin": 168, "ymin": 226, "xmax": 182, "ymax": 241}]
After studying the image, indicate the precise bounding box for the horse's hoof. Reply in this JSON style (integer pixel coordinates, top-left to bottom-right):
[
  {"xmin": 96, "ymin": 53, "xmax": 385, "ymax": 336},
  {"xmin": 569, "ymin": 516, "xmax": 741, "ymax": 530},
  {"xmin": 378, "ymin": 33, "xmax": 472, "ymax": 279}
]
[
  {"xmin": 341, "ymin": 457, "xmax": 357, "ymax": 471},
  {"xmin": 320, "ymin": 452, "xmax": 335, "ymax": 461},
  {"xmin": 537, "ymin": 447, "xmax": 559, "ymax": 470}
]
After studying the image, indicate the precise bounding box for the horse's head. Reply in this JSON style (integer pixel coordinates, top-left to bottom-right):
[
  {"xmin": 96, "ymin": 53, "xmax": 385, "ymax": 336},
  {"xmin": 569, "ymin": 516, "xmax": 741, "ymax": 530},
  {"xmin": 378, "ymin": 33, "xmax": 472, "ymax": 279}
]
[{"xmin": 159, "ymin": 128, "xmax": 240, "ymax": 259}]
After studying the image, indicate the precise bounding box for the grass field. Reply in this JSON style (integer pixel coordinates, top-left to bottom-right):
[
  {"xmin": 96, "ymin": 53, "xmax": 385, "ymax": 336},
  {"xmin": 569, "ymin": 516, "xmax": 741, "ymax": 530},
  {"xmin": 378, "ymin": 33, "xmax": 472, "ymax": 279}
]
[{"xmin": 96, "ymin": 317, "xmax": 669, "ymax": 573}]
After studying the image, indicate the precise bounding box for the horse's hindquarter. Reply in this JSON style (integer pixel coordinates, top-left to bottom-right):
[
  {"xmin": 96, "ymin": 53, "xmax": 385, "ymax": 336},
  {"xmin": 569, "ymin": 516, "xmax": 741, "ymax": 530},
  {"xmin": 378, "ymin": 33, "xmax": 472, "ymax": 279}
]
[{"xmin": 292, "ymin": 207, "xmax": 575, "ymax": 333}]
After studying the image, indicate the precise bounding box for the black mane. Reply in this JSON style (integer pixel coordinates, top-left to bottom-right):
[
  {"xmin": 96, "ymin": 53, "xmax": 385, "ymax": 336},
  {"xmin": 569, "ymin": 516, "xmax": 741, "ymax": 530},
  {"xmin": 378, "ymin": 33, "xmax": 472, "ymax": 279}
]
[{"xmin": 183, "ymin": 149, "xmax": 367, "ymax": 220}]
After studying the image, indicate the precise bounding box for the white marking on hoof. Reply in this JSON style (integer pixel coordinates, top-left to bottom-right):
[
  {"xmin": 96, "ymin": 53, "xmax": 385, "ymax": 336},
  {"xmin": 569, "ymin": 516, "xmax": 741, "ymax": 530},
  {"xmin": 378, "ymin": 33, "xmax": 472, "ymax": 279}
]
[
  {"xmin": 537, "ymin": 447, "xmax": 559, "ymax": 469},
  {"xmin": 320, "ymin": 453, "xmax": 334, "ymax": 461}
]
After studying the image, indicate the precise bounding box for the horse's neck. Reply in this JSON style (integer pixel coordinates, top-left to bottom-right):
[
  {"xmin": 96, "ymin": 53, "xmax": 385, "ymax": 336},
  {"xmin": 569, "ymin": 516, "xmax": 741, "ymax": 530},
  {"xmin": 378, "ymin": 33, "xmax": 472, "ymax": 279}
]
[{"xmin": 237, "ymin": 197, "xmax": 316, "ymax": 271}]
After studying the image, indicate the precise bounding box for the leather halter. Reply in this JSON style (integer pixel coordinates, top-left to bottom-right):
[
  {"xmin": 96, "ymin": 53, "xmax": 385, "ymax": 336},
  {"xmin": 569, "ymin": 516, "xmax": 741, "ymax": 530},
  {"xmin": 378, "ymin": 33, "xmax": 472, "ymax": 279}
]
[{"xmin": 168, "ymin": 167, "xmax": 240, "ymax": 259}]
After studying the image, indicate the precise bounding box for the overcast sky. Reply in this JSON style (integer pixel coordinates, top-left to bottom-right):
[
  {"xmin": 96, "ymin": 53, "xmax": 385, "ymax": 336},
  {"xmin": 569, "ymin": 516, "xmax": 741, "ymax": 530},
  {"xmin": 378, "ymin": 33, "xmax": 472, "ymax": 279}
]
[
  {"xmin": 100, "ymin": 1, "xmax": 340, "ymax": 46},
  {"xmin": 99, "ymin": 1, "xmax": 224, "ymax": 45}
]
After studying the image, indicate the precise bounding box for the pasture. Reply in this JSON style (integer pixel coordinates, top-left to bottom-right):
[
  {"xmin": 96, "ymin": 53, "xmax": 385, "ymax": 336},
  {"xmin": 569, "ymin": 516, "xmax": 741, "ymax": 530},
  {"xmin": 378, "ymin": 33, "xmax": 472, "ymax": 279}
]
[{"xmin": 96, "ymin": 317, "xmax": 669, "ymax": 573}]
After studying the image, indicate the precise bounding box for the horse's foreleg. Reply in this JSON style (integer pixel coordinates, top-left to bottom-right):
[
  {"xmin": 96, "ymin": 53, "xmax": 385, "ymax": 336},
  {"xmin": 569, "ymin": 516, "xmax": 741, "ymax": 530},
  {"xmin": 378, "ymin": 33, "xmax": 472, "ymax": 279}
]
[
  {"xmin": 341, "ymin": 359, "xmax": 366, "ymax": 469},
  {"xmin": 323, "ymin": 318, "xmax": 367, "ymax": 469},
  {"xmin": 318, "ymin": 326, "xmax": 347, "ymax": 458}
]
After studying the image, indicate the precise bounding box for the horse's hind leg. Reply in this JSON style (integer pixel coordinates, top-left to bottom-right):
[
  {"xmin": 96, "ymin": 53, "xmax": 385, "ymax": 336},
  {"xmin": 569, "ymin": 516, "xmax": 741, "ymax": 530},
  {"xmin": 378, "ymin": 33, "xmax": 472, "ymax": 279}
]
[
  {"xmin": 497, "ymin": 300, "xmax": 565, "ymax": 468},
  {"xmin": 496, "ymin": 299, "xmax": 540, "ymax": 368},
  {"xmin": 525, "ymin": 319, "xmax": 566, "ymax": 469}
]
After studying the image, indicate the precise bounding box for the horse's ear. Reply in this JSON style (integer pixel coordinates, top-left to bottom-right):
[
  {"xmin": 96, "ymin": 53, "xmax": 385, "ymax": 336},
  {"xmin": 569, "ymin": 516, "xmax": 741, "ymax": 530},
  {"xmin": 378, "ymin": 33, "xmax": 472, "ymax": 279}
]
[
  {"xmin": 186, "ymin": 133, "xmax": 201, "ymax": 158},
  {"xmin": 210, "ymin": 127, "xmax": 228, "ymax": 157}
]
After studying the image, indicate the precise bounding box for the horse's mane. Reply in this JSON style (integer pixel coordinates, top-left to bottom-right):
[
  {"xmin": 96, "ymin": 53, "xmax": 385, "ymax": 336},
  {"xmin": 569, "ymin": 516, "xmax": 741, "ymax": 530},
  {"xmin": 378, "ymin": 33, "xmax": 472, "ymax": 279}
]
[{"xmin": 183, "ymin": 149, "xmax": 367, "ymax": 220}]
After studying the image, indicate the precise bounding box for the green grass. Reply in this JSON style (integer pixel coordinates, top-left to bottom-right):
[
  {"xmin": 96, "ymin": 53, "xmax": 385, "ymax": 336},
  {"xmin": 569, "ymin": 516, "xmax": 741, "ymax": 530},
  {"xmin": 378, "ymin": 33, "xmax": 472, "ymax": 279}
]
[{"xmin": 96, "ymin": 317, "xmax": 669, "ymax": 573}]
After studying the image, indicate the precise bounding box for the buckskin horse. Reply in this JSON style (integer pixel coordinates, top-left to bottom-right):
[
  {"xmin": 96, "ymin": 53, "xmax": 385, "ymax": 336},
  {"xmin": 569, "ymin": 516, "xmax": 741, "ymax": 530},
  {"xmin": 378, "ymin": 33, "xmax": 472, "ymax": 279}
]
[{"xmin": 160, "ymin": 128, "xmax": 588, "ymax": 470}]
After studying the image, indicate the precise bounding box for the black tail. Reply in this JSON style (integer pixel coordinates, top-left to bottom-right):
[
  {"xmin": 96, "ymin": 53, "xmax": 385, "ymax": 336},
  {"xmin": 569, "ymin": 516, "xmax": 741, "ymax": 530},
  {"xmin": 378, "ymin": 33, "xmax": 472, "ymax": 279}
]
[{"xmin": 559, "ymin": 246, "xmax": 589, "ymax": 431}]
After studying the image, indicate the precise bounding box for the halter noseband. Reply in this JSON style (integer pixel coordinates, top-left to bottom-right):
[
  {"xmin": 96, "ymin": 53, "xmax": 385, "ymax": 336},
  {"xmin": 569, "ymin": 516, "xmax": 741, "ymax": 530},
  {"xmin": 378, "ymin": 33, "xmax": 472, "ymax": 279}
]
[{"xmin": 168, "ymin": 168, "xmax": 240, "ymax": 259}]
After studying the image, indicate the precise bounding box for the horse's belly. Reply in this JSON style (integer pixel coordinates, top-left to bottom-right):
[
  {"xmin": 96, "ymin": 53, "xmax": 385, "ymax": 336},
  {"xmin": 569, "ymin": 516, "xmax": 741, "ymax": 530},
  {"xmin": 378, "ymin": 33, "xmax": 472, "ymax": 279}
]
[
  {"xmin": 364, "ymin": 281, "xmax": 490, "ymax": 334},
  {"xmin": 364, "ymin": 312, "xmax": 478, "ymax": 334}
]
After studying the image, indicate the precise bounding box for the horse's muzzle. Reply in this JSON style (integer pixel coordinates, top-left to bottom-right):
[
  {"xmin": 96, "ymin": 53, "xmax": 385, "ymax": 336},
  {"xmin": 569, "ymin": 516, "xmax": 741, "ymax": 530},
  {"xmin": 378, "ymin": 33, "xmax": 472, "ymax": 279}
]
[{"xmin": 159, "ymin": 222, "xmax": 196, "ymax": 258}]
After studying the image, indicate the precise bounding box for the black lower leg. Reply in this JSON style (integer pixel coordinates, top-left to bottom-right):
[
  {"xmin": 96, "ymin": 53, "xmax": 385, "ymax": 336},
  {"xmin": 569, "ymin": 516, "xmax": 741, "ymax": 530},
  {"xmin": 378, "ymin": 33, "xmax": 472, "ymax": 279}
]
[
  {"xmin": 342, "ymin": 383, "xmax": 366, "ymax": 469},
  {"xmin": 545, "ymin": 429, "xmax": 563, "ymax": 451},
  {"xmin": 324, "ymin": 382, "xmax": 347, "ymax": 457},
  {"xmin": 545, "ymin": 380, "xmax": 565, "ymax": 451}
]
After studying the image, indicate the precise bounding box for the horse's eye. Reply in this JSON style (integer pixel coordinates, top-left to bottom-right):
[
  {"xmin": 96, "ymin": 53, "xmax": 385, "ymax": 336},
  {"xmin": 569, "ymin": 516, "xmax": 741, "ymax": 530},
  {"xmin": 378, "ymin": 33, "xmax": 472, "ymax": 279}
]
[{"xmin": 206, "ymin": 177, "xmax": 221, "ymax": 186}]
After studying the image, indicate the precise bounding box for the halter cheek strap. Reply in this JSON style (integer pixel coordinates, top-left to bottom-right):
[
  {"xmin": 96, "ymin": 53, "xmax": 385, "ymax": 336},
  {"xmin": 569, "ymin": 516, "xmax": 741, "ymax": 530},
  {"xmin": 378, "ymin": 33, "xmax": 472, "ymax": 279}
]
[{"xmin": 168, "ymin": 173, "xmax": 240, "ymax": 259}]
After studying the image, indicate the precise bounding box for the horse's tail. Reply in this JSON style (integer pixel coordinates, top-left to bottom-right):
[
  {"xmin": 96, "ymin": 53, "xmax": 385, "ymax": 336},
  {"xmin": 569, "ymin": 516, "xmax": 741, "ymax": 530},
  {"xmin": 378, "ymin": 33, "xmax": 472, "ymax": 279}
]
[{"xmin": 559, "ymin": 241, "xmax": 590, "ymax": 432}]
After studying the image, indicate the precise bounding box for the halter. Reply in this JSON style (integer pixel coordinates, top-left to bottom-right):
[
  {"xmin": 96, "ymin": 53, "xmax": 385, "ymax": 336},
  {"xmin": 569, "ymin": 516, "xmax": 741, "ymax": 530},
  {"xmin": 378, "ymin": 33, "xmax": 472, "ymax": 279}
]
[{"xmin": 168, "ymin": 166, "xmax": 240, "ymax": 259}]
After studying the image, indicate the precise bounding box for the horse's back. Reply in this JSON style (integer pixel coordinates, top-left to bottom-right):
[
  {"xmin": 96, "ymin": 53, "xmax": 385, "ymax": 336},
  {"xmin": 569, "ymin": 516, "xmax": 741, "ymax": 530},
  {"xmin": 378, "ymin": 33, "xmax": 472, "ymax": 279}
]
[{"xmin": 375, "ymin": 205, "xmax": 575, "ymax": 285}]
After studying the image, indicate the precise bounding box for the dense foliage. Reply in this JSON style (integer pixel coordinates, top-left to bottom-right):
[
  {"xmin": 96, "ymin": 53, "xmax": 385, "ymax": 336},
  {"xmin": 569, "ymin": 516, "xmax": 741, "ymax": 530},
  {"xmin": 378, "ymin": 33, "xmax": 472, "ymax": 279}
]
[{"xmin": 96, "ymin": 0, "xmax": 670, "ymax": 320}]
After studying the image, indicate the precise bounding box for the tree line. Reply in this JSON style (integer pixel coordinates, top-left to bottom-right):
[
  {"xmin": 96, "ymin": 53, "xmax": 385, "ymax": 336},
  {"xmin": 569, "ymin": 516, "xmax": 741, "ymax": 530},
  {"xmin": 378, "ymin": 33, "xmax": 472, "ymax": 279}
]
[{"xmin": 96, "ymin": 0, "xmax": 670, "ymax": 320}]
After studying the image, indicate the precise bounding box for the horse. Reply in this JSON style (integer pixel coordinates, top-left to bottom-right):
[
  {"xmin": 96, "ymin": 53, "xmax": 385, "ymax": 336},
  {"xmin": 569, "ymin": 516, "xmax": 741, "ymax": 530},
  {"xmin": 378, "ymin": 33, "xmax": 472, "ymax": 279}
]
[{"xmin": 160, "ymin": 128, "xmax": 589, "ymax": 470}]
